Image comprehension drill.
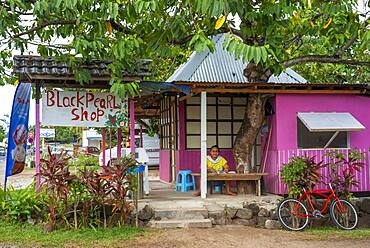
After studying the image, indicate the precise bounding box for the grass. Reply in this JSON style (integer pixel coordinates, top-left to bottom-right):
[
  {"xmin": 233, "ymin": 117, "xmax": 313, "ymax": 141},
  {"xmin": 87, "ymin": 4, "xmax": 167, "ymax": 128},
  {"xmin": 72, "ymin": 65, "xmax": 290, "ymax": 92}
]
[
  {"xmin": 0, "ymin": 221, "xmax": 146, "ymax": 248},
  {"xmin": 305, "ymin": 227, "xmax": 370, "ymax": 240}
]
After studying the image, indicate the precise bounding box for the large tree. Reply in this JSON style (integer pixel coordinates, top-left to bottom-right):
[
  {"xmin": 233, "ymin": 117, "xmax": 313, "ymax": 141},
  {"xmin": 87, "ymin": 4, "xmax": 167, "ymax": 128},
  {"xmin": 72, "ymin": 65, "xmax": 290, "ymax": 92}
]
[{"xmin": 0, "ymin": 0, "xmax": 369, "ymax": 184}]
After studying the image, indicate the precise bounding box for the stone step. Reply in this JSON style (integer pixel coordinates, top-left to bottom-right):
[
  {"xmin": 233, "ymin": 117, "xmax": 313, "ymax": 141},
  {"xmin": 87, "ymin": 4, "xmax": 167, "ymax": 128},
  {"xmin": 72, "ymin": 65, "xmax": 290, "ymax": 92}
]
[
  {"xmin": 149, "ymin": 219, "xmax": 212, "ymax": 228},
  {"xmin": 154, "ymin": 208, "xmax": 208, "ymax": 220}
]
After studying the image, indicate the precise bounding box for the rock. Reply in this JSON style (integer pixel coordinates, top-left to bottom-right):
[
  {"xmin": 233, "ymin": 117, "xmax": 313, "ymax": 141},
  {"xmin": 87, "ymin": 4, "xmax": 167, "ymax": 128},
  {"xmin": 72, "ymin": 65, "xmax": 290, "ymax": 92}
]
[
  {"xmin": 236, "ymin": 208, "xmax": 253, "ymax": 220},
  {"xmin": 265, "ymin": 220, "xmax": 282, "ymax": 229},
  {"xmin": 208, "ymin": 209, "xmax": 226, "ymax": 225},
  {"xmin": 258, "ymin": 207, "xmax": 270, "ymax": 217},
  {"xmin": 257, "ymin": 216, "xmax": 268, "ymax": 228},
  {"xmin": 138, "ymin": 205, "xmax": 154, "ymax": 221},
  {"xmin": 226, "ymin": 208, "xmax": 238, "ymax": 219},
  {"xmin": 358, "ymin": 213, "xmax": 370, "ymax": 228},
  {"xmin": 44, "ymin": 223, "xmax": 54, "ymax": 233},
  {"xmin": 357, "ymin": 198, "xmax": 370, "ymax": 214},
  {"xmin": 232, "ymin": 218, "xmax": 257, "ymax": 226},
  {"xmin": 27, "ymin": 218, "xmax": 36, "ymax": 225},
  {"xmin": 246, "ymin": 203, "xmax": 260, "ymax": 215},
  {"xmin": 269, "ymin": 209, "xmax": 278, "ymax": 220}
]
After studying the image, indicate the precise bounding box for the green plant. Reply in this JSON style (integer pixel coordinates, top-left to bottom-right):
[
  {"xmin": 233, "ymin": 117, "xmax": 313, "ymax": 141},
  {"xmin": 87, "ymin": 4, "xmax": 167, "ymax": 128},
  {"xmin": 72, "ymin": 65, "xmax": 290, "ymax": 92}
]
[
  {"xmin": 74, "ymin": 154, "xmax": 99, "ymax": 168},
  {"xmin": 0, "ymin": 183, "xmax": 46, "ymax": 223},
  {"xmin": 281, "ymin": 155, "xmax": 323, "ymax": 197},
  {"xmin": 325, "ymin": 149, "xmax": 365, "ymax": 199}
]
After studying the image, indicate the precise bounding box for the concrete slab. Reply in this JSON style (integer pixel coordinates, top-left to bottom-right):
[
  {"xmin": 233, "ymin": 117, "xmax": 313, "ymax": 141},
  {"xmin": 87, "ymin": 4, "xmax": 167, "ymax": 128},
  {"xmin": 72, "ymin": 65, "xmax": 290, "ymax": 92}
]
[
  {"xmin": 149, "ymin": 219, "xmax": 212, "ymax": 228},
  {"xmin": 154, "ymin": 208, "xmax": 208, "ymax": 220}
]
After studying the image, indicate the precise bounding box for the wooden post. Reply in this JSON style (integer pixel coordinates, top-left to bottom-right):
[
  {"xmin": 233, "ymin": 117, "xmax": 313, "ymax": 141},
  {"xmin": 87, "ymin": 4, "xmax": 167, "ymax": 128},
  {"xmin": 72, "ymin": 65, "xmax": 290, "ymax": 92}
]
[
  {"xmin": 35, "ymin": 82, "xmax": 41, "ymax": 191},
  {"xmin": 200, "ymin": 92, "xmax": 207, "ymax": 199},
  {"xmin": 117, "ymin": 128, "xmax": 122, "ymax": 159},
  {"xmin": 102, "ymin": 128, "xmax": 106, "ymax": 166},
  {"xmin": 130, "ymin": 98, "xmax": 135, "ymax": 155}
]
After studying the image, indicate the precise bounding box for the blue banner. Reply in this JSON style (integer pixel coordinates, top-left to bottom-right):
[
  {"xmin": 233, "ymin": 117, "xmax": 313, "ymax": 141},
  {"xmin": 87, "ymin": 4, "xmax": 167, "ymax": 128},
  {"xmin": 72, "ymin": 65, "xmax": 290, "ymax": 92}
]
[{"xmin": 5, "ymin": 83, "xmax": 31, "ymax": 179}]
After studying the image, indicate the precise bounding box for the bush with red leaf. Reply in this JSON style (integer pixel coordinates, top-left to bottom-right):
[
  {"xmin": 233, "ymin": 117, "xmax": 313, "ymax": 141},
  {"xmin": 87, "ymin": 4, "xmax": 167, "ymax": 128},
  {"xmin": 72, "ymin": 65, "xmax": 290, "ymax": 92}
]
[
  {"xmin": 36, "ymin": 147, "xmax": 75, "ymax": 229},
  {"xmin": 325, "ymin": 149, "xmax": 365, "ymax": 199}
]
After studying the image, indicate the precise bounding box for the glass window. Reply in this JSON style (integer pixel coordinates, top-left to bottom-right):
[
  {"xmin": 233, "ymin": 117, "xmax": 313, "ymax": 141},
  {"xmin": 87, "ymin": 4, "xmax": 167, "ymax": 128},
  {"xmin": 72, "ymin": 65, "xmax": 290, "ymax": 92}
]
[
  {"xmin": 233, "ymin": 97, "xmax": 247, "ymax": 105},
  {"xmin": 185, "ymin": 95, "xmax": 248, "ymax": 149},
  {"xmin": 187, "ymin": 136, "xmax": 200, "ymax": 149},
  {"xmin": 233, "ymin": 122, "xmax": 242, "ymax": 134},
  {"xmin": 187, "ymin": 96, "xmax": 200, "ymax": 104},
  {"xmin": 207, "ymin": 135, "xmax": 217, "ymax": 148},
  {"xmin": 207, "ymin": 106, "xmax": 217, "ymax": 119},
  {"xmin": 207, "ymin": 122, "xmax": 216, "ymax": 134},
  {"xmin": 207, "ymin": 97, "xmax": 216, "ymax": 104},
  {"xmin": 218, "ymin": 136, "xmax": 232, "ymax": 148},
  {"xmin": 186, "ymin": 106, "xmax": 200, "ymax": 119},
  {"xmin": 218, "ymin": 122, "xmax": 231, "ymax": 134},
  {"xmin": 297, "ymin": 119, "xmax": 348, "ymax": 149},
  {"xmin": 218, "ymin": 106, "xmax": 232, "ymax": 119},
  {"xmin": 233, "ymin": 106, "xmax": 246, "ymax": 120},
  {"xmin": 218, "ymin": 97, "xmax": 231, "ymax": 105},
  {"xmin": 187, "ymin": 121, "xmax": 200, "ymax": 134}
]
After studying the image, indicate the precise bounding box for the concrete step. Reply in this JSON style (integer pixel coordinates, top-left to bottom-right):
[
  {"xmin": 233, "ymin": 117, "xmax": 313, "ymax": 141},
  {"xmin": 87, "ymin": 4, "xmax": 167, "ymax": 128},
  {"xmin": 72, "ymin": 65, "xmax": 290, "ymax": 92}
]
[
  {"xmin": 154, "ymin": 208, "xmax": 208, "ymax": 220},
  {"xmin": 149, "ymin": 219, "xmax": 212, "ymax": 228}
]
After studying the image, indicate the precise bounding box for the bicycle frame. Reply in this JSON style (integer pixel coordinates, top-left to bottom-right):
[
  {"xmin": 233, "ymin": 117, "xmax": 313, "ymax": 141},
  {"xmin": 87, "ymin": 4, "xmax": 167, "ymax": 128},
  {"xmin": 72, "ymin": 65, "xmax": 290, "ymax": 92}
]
[{"xmin": 296, "ymin": 184, "xmax": 345, "ymax": 218}]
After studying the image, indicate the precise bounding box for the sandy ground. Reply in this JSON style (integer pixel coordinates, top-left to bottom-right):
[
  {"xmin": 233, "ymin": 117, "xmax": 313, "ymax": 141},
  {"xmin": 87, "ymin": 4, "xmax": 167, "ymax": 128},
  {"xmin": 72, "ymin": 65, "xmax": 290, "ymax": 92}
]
[{"xmin": 125, "ymin": 226, "xmax": 370, "ymax": 248}]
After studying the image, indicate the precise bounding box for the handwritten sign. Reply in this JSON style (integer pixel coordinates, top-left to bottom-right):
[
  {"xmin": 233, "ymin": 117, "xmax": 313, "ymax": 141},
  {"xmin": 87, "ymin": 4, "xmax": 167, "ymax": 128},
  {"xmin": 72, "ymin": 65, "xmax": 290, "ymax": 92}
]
[{"xmin": 42, "ymin": 90, "xmax": 121, "ymax": 127}]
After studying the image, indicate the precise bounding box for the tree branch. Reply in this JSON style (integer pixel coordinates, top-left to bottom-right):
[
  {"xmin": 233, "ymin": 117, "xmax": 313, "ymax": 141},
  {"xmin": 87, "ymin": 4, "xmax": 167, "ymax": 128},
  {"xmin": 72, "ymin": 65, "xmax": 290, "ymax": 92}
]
[
  {"xmin": 12, "ymin": 19, "xmax": 76, "ymax": 39},
  {"xmin": 335, "ymin": 17, "xmax": 370, "ymax": 57},
  {"xmin": 282, "ymin": 55, "xmax": 370, "ymax": 68},
  {"xmin": 170, "ymin": 35, "xmax": 193, "ymax": 45}
]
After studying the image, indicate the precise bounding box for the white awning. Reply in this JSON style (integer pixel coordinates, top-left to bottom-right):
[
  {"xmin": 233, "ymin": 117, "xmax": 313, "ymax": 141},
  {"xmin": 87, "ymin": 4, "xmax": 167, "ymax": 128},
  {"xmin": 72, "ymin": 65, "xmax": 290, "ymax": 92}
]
[{"xmin": 297, "ymin": 112, "xmax": 365, "ymax": 132}]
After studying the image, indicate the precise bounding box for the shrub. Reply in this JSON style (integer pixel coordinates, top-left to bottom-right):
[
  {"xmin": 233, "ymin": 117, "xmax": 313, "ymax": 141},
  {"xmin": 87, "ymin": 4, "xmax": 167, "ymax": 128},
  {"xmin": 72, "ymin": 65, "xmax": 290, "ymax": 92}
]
[
  {"xmin": 325, "ymin": 149, "xmax": 365, "ymax": 199},
  {"xmin": 281, "ymin": 155, "xmax": 323, "ymax": 197},
  {"xmin": 73, "ymin": 154, "xmax": 99, "ymax": 168},
  {"xmin": 0, "ymin": 183, "xmax": 46, "ymax": 223},
  {"xmin": 2, "ymin": 146, "xmax": 139, "ymax": 231},
  {"xmin": 37, "ymin": 147, "xmax": 75, "ymax": 228}
]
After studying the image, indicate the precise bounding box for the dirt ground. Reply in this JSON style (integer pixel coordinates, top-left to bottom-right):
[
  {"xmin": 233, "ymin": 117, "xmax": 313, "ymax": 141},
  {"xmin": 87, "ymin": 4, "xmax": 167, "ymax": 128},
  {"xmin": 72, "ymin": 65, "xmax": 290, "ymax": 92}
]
[{"xmin": 125, "ymin": 226, "xmax": 370, "ymax": 248}]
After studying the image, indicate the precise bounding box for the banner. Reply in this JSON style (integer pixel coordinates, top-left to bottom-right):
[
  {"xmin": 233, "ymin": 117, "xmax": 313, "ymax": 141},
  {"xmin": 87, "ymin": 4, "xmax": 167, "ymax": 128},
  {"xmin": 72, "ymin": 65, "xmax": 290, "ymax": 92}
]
[
  {"xmin": 5, "ymin": 83, "xmax": 31, "ymax": 178},
  {"xmin": 42, "ymin": 90, "xmax": 121, "ymax": 127}
]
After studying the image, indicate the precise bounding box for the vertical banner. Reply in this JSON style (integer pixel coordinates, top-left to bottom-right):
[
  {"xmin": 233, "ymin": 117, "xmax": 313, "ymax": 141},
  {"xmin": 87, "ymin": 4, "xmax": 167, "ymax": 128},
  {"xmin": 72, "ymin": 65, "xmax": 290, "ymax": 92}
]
[{"xmin": 5, "ymin": 83, "xmax": 31, "ymax": 180}]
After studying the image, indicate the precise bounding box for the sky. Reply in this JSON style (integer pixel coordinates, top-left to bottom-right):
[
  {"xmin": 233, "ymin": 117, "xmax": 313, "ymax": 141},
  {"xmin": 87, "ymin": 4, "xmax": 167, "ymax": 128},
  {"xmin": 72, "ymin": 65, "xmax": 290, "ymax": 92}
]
[{"xmin": 0, "ymin": 85, "xmax": 35, "ymax": 126}]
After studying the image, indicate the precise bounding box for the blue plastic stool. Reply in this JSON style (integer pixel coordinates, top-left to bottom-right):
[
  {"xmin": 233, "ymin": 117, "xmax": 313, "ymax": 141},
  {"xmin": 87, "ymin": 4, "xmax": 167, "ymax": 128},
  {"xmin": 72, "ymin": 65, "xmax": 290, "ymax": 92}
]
[
  {"xmin": 210, "ymin": 181, "xmax": 223, "ymax": 194},
  {"xmin": 175, "ymin": 170, "xmax": 196, "ymax": 192}
]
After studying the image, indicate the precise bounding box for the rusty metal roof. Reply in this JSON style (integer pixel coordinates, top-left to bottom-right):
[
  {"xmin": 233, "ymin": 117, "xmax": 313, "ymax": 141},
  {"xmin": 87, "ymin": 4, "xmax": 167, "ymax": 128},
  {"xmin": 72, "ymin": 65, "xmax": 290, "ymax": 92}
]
[{"xmin": 167, "ymin": 33, "xmax": 307, "ymax": 84}]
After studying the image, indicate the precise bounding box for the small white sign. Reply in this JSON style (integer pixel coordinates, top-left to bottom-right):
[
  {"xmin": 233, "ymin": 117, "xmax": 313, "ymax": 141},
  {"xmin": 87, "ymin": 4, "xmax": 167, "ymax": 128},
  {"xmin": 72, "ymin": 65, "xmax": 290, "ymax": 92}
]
[
  {"xmin": 40, "ymin": 128, "xmax": 55, "ymax": 138},
  {"xmin": 42, "ymin": 90, "xmax": 121, "ymax": 127}
]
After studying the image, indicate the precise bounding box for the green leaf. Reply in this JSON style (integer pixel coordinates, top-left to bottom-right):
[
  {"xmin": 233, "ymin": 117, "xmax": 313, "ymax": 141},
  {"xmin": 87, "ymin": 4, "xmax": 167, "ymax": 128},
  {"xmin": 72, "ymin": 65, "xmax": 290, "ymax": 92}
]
[{"xmin": 261, "ymin": 46, "xmax": 268, "ymax": 62}]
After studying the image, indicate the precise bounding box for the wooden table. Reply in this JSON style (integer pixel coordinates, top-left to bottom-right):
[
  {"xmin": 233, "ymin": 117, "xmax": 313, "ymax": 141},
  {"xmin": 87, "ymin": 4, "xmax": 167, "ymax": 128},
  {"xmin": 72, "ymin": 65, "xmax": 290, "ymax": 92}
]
[{"xmin": 191, "ymin": 173, "xmax": 268, "ymax": 196}]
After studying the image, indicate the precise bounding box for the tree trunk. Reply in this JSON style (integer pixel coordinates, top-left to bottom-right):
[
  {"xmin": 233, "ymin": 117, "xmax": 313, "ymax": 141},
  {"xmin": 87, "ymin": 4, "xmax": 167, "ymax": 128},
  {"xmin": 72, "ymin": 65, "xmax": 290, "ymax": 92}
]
[{"xmin": 233, "ymin": 63, "xmax": 272, "ymax": 194}]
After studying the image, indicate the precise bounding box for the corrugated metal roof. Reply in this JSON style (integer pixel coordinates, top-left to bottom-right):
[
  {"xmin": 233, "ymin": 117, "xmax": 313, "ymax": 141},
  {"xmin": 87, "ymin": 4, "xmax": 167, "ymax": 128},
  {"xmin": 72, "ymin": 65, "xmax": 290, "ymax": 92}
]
[{"xmin": 167, "ymin": 34, "xmax": 307, "ymax": 84}]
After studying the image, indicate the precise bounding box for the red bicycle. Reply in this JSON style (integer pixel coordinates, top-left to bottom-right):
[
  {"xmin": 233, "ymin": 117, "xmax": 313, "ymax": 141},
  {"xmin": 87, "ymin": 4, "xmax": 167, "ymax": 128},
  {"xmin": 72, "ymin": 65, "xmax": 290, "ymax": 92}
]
[{"xmin": 277, "ymin": 183, "xmax": 358, "ymax": 231}]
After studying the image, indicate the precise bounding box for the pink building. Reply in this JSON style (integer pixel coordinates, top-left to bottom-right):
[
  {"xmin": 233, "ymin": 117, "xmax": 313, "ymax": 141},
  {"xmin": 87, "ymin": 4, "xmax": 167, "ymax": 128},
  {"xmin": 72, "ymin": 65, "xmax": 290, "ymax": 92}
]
[{"xmin": 159, "ymin": 34, "xmax": 370, "ymax": 196}]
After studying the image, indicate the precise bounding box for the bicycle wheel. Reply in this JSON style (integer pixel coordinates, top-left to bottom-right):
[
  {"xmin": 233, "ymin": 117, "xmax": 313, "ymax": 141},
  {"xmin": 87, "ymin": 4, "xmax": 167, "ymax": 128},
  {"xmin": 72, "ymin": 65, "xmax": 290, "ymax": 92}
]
[
  {"xmin": 277, "ymin": 198, "xmax": 309, "ymax": 231},
  {"xmin": 330, "ymin": 199, "xmax": 358, "ymax": 230}
]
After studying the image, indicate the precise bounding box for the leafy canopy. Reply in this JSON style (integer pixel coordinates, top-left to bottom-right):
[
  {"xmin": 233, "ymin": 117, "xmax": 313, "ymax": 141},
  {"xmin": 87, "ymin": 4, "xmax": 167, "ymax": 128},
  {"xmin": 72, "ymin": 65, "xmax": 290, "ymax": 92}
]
[{"xmin": 0, "ymin": 0, "xmax": 369, "ymax": 90}]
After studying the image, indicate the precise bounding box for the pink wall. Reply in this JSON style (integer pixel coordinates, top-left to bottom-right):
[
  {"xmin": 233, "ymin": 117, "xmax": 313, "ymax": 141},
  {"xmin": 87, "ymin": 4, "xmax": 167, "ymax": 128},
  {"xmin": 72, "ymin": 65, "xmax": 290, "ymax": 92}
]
[
  {"xmin": 275, "ymin": 94, "xmax": 370, "ymax": 150},
  {"xmin": 265, "ymin": 94, "xmax": 370, "ymax": 194},
  {"xmin": 159, "ymin": 150, "xmax": 171, "ymax": 182},
  {"xmin": 177, "ymin": 149, "xmax": 236, "ymax": 173}
]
